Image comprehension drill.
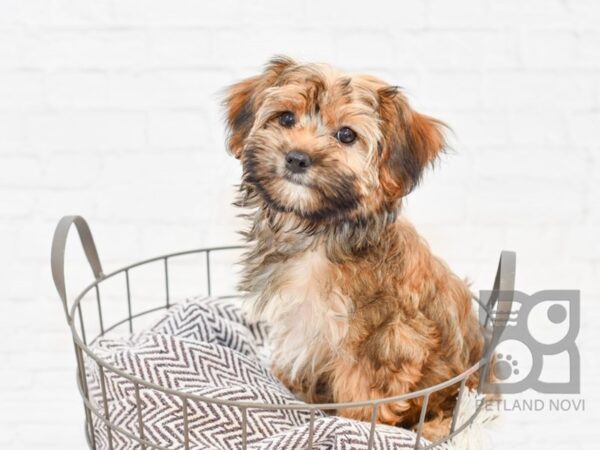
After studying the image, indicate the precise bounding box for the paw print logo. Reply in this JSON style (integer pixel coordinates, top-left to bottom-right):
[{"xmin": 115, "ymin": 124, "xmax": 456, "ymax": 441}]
[
  {"xmin": 494, "ymin": 353, "xmax": 519, "ymax": 380},
  {"xmin": 480, "ymin": 290, "xmax": 580, "ymax": 395}
]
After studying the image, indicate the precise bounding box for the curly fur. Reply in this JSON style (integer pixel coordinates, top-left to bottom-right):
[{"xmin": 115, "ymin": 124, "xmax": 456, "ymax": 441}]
[{"xmin": 223, "ymin": 56, "xmax": 484, "ymax": 441}]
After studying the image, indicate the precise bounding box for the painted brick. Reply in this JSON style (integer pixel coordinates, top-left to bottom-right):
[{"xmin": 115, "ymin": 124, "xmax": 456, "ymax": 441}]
[{"xmin": 1, "ymin": 1, "xmax": 599, "ymax": 448}]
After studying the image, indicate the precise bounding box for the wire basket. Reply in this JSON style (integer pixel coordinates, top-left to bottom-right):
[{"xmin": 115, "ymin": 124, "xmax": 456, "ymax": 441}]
[{"xmin": 51, "ymin": 215, "xmax": 516, "ymax": 450}]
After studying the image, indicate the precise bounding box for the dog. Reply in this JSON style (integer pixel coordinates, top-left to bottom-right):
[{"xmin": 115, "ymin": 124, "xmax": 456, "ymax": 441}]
[{"xmin": 223, "ymin": 56, "xmax": 484, "ymax": 441}]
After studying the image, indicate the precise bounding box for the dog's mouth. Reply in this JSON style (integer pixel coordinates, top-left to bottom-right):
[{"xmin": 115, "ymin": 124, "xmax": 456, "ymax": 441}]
[
  {"xmin": 283, "ymin": 172, "xmax": 311, "ymax": 187},
  {"xmin": 242, "ymin": 149, "xmax": 363, "ymax": 224}
]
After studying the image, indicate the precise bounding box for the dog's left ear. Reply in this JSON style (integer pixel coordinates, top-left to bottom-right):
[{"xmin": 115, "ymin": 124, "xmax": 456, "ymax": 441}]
[
  {"xmin": 224, "ymin": 56, "xmax": 295, "ymax": 158},
  {"xmin": 377, "ymin": 86, "xmax": 446, "ymax": 201}
]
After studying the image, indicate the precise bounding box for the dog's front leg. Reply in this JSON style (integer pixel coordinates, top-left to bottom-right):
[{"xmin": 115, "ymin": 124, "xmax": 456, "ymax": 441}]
[
  {"xmin": 329, "ymin": 355, "xmax": 421, "ymax": 425},
  {"xmin": 329, "ymin": 315, "xmax": 437, "ymax": 425}
]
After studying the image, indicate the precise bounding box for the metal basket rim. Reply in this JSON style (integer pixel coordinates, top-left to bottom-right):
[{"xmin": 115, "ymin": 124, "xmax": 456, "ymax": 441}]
[{"xmin": 66, "ymin": 245, "xmax": 490, "ymax": 411}]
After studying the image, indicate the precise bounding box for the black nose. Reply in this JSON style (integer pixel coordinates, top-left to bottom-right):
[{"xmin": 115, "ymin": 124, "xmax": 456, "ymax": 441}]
[{"xmin": 285, "ymin": 150, "xmax": 312, "ymax": 173}]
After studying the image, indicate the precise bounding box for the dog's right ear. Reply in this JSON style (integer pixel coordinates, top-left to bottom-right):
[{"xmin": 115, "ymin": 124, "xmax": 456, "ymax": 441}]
[{"xmin": 224, "ymin": 56, "xmax": 295, "ymax": 158}]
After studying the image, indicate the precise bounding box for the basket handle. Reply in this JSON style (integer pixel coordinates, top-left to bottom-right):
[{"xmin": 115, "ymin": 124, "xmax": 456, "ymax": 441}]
[
  {"xmin": 489, "ymin": 250, "xmax": 516, "ymax": 311},
  {"xmin": 479, "ymin": 250, "xmax": 516, "ymax": 391},
  {"xmin": 486, "ymin": 250, "xmax": 516, "ymax": 335},
  {"xmin": 51, "ymin": 215, "xmax": 104, "ymax": 323}
]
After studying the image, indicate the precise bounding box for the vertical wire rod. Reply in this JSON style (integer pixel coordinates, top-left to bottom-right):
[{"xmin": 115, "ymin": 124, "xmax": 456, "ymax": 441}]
[
  {"xmin": 414, "ymin": 394, "xmax": 430, "ymax": 450},
  {"xmin": 125, "ymin": 269, "xmax": 133, "ymax": 333},
  {"xmin": 95, "ymin": 284, "xmax": 104, "ymax": 336},
  {"xmin": 134, "ymin": 382, "xmax": 146, "ymax": 450},
  {"xmin": 205, "ymin": 250, "xmax": 212, "ymax": 297},
  {"xmin": 98, "ymin": 365, "xmax": 114, "ymax": 450},
  {"xmin": 75, "ymin": 342, "xmax": 97, "ymax": 449},
  {"xmin": 241, "ymin": 407, "xmax": 248, "ymax": 449},
  {"xmin": 367, "ymin": 404, "xmax": 378, "ymax": 450},
  {"xmin": 164, "ymin": 257, "xmax": 170, "ymax": 309},
  {"xmin": 451, "ymin": 378, "xmax": 468, "ymax": 433},
  {"xmin": 182, "ymin": 397, "xmax": 190, "ymax": 450},
  {"xmin": 78, "ymin": 303, "xmax": 87, "ymax": 346},
  {"xmin": 307, "ymin": 409, "xmax": 315, "ymax": 450}
]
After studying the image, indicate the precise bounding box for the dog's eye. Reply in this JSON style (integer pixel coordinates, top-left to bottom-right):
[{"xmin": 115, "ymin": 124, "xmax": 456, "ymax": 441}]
[
  {"xmin": 279, "ymin": 111, "xmax": 296, "ymax": 128},
  {"xmin": 336, "ymin": 127, "xmax": 357, "ymax": 144}
]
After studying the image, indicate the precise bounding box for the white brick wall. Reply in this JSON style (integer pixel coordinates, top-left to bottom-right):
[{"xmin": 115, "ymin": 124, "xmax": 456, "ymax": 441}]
[{"xmin": 1, "ymin": 1, "xmax": 599, "ymax": 448}]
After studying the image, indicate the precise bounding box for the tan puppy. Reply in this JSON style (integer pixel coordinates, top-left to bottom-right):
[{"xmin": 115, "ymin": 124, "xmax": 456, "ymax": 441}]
[{"xmin": 223, "ymin": 56, "xmax": 484, "ymax": 440}]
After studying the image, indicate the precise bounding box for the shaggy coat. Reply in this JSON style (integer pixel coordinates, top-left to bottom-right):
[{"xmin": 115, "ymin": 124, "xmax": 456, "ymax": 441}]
[{"xmin": 223, "ymin": 56, "xmax": 484, "ymax": 440}]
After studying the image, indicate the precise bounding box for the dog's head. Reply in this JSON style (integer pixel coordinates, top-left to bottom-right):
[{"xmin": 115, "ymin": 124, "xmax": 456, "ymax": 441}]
[{"xmin": 224, "ymin": 56, "xmax": 445, "ymax": 225}]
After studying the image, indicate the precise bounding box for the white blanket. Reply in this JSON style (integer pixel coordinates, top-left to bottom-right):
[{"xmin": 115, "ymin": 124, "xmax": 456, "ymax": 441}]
[{"xmin": 86, "ymin": 297, "xmax": 447, "ymax": 449}]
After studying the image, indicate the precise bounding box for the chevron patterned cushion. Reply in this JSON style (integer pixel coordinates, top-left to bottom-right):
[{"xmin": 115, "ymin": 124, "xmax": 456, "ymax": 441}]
[{"xmin": 85, "ymin": 296, "xmax": 444, "ymax": 449}]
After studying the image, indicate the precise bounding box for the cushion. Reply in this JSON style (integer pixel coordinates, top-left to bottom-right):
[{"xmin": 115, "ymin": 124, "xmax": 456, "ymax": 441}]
[{"xmin": 85, "ymin": 296, "xmax": 442, "ymax": 449}]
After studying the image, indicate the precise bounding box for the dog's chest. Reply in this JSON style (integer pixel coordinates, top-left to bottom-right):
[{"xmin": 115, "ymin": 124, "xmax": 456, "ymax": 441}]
[{"xmin": 249, "ymin": 248, "xmax": 351, "ymax": 376}]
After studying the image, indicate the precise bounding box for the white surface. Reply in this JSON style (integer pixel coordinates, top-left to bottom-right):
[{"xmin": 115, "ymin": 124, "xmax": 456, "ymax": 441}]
[{"xmin": 0, "ymin": 1, "xmax": 599, "ymax": 448}]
